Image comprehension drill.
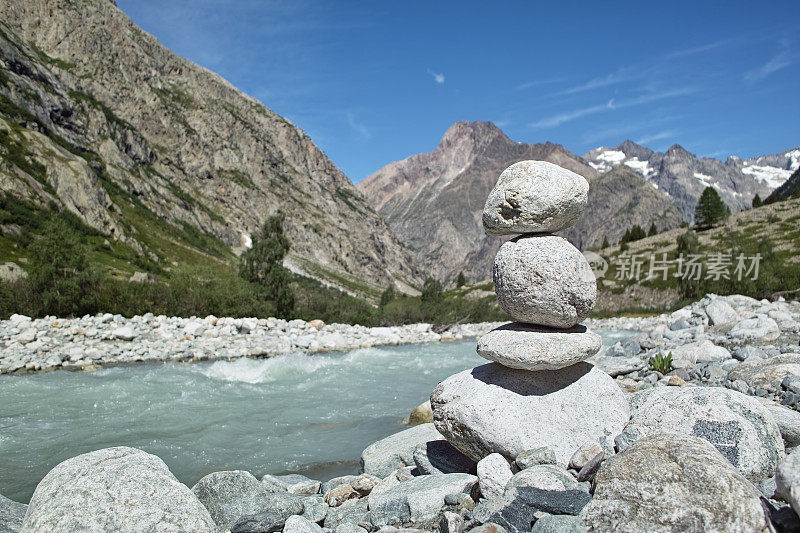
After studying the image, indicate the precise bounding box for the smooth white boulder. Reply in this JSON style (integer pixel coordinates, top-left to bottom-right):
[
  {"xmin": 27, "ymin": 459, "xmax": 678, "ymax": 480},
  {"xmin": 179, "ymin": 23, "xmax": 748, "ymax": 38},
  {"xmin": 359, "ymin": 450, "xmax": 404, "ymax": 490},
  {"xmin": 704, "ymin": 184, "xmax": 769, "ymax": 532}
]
[
  {"xmin": 483, "ymin": 160, "xmax": 589, "ymax": 235},
  {"xmin": 477, "ymin": 322, "xmax": 601, "ymax": 370},
  {"xmin": 22, "ymin": 447, "xmax": 216, "ymax": 532},
  {"xmin": 493, "ymin": 235, "xmax": 596, "ymax": 328},
  {"xmin": 431, "ymin": 362, "xmax": 629, "ymax": 465},
  {"xmin": 477, "ymin": 453, "xmax": 513, "ymax": 500}
]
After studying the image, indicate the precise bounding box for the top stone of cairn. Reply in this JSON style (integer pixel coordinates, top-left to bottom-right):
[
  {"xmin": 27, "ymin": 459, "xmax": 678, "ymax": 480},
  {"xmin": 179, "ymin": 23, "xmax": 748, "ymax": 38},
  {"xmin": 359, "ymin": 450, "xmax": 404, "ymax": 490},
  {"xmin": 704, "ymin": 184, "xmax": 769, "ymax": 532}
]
[{"xmin": 483, "ymin": 160, "xmax": 588, "ymax": 235}]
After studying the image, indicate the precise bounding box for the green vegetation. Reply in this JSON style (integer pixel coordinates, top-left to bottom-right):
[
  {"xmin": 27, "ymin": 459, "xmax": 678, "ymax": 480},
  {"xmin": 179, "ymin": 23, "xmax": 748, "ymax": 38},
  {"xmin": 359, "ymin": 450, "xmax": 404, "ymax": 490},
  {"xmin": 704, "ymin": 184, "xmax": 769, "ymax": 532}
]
[
  {"xmin": 456, "ymin": 271, "xmax": 467, "ymax": 288},
  {"xmin": 752, "ymin": 193, "xmax": 762, "ymax": 208},
  {"xmin": 421, "ymin": 277, "xmax": 443, "ymax": 303},
  {"xmin": 599, "ymin": 195, "xmax": 800, "ymax": 312},
  {"xmin": 0, "ymin": 193, "xmax": 507, "ymax": 325},
  {"xmin": 0, "ymin": 128, "xmax": 54, "ymax": 194},
  {"xmin": 694, "ymin": 186, "xmax": 728, "ymax": 229},
  {"xmin": 239, "ymin": 214, "xmax": 294, "ymax": 317},
  {"xmin": 30, "ymin": 43, "xmax": 76, "ymax": 71},
  {"xmin": 649, "ymin": 352, "xmax": 673, "ymax": 373}
]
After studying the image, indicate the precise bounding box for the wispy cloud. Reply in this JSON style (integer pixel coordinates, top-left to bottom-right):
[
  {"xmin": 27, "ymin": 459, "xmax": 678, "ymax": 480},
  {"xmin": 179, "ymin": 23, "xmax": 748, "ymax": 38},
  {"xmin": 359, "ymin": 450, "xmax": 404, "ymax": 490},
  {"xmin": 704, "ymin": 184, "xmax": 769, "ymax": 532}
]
[
  {"xmin": 558, "ymin": 67, "xmax": 640, "ymax": 95},
  {"xmin": 744, "ymin": 40, "xmax": 793, "ymax": 82},
  {"xmin": 530, "ymin": 88, "xmax": 694, "ymax": 129},
  {"xmin": 581, "ymin": 115, "xmax": 682, "ymax": 145},
  {"xmin": 636, "ymin": 130, "xmax": 677, "ymax": 145},
  {"xmin": 346, "ymin": 112, "xmax": 370, "ymax": 139},
  {"xmin": 665, "ymin": 37, "xmax": 737, "ymax": 59},
  {"xmin": 515, "ymin": 78, "xmax": 563, "ymax": 91},
  {"xmin": 529, "ymin": 99, "xmax": 615, "ymax": 128},
  {"xmin": 427, "ymin": 68, "xmax": 445, "ymax": 84}
]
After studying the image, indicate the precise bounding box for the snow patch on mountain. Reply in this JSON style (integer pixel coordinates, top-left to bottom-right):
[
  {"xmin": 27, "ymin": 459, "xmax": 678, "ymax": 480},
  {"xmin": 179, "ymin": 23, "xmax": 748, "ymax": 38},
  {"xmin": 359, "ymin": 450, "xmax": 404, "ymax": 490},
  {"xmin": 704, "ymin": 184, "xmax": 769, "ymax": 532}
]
[
  {"xmin": 588, "ymin": 149, "xmax": 626, "ymax": 172},
  {"xmin": 741, "ymin": 165, "xmax": 794, "ymax": 189},
  {"xmin": 623, "ymin": 157, "xmax": 654, "ymax": 177}
]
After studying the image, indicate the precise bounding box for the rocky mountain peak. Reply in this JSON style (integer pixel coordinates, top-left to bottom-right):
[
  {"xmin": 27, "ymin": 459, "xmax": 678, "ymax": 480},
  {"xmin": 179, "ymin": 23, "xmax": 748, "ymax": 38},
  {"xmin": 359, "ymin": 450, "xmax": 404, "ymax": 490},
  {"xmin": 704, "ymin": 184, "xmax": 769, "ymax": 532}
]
[
  {"xmin": 438, "ymin": 120, "xmax": 506, "ymax": 155},
  {"xmin": 616, "ymin": 140, "xmax": 653, "ymax": 160},
  {"xmin": 666, "ymin": 144, "xmax": 692, "ymax": 159},
  {"xmin": 358, "ymin": 121, "xmax": 596, "ymax": 283}
]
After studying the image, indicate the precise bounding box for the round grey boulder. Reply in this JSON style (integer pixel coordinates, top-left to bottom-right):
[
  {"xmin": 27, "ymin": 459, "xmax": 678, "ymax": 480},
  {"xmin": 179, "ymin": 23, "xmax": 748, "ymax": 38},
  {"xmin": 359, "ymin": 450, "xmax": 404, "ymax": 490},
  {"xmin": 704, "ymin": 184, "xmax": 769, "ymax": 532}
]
[
  {"xmin": 192, "ymin": 469, "xmax": 302, "ymax": 531},
  {"xmin": 431, "ymin": 362, "xmax": 629, "ymax": 465},
  {"xmin": 483, "ymin": 160, "xmax": 589, "ymax": 235},
  {"xmin": 22, "ymin": 446, "xmax": 216, "ymax": 532},
  {"xmin": 477, "ymin": 322, "xmax": 601, "ymax": 370},
  {"xmin": 360, "ymin": 422, "xmax": 442, "ymax": 478},
  {"xmin": 493, "ymin": 235, "xmax": 596, "ymax": 328},
  {"xmin": 620, "ymin": 386, "xmax": 784, "ymax": 483},
  {"xmin": 581, "ymin": 433, "xmax": 773, "ymax": 532}
]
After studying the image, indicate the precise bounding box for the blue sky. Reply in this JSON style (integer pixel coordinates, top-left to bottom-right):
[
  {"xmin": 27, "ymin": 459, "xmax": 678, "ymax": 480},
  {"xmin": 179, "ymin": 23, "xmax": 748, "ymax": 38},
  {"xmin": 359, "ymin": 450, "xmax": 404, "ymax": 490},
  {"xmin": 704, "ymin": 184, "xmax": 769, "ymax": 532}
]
[{"xmin": 117, "ymin": 0, "xmax": 799, "ymax": 183}]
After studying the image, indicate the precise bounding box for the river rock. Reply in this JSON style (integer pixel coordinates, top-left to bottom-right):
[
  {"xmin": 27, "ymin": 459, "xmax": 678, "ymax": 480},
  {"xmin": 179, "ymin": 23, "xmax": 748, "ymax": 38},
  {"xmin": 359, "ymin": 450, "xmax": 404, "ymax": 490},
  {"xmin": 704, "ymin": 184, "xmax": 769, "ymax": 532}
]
[
  {"xmin": 755, "ymin": 397, "xmax": 800, "ymax": 448},
  {"xmin": 477, "ymin": 454, "xmax": 513, "ymax": 500},
  {"xmin": 111, "ymin": 326, "xmax": 137, "ymax": 341},
  {"xmin": 0, "ymin": 493, "xmax": 25, "ymax": 533},
  {"xmin": 431, "ymin": 362, "xmax": 629, "ymax": 465},
  {"xmin": 413, "ymin": 439, "xmax": 476, "ymax": 475},
  {"xmin": 619, "ymin": 387, "xmax": 784, "ymax": 482},
  {"xmin": 409, "ymin": 400, "xmax": 434, "ymax": 425},
  {"xmin": 586, "ymin": 355, "xmax": 645, "ymax": 377},
  {"xmin": 531, "ymin": 515, "xmax": 587, "ymax": 533},
  {"xmin": 283, "ymin": 514, "xmax": 324, "ymax": 533},
  {"xmin": 705, "ymin": 298, "xmax": 739, "ymax": 326},
  {"xmin": 367, "ymin": 473, "xmax": 477, "ymax": 527},
  {"xmin": 323, "ymin": 499, "xmax": 369, "ymax": 529},
  {"xmin": 474, "ymin": 486, "xmax": 591, "ymax": 533},
  {"xmin": 22, "ymin": 446, "xmax": 216, "ymax": 532},
  {"xmin": 483, "ymin": 160, "xmax": 589, "ymax": 235},
  {"xmin": 361, "ymin": 423, "xmax": 443, "ymax": 478},
  {"xmin": 507, "ymin": 464, "xmax": 579, "ymax": 492},
  {"xmin": 730, "ymin": 315, "xmax": 781, "ymax": 341},
  {"xmin": 493, "ymin": 236, "xmax": 596, "ymax": 328},
  {"xmin": 193, "ymin": 470, "xmax": 302, "ymax": 531},
  {"xmin": 581, "ymin": 433, "xmax": 773, "ymax": 532},
  {"xmin": 776, "ymin": 448, "xmax": 800, "ymax": 516},
  {"xmin": 477, "ymin": 323, "xmax": 601, "ymax": 371},
  {"xmin": 262, "ymin": 473, "xmax": 321, "ymax": 496},
  {"xmin": 727, "ymin": 353, "xmax": 800, "ymax": 391},
  {"xmin": 515, "ymin": 448, "xmax": 558, "ymax": 470},
  {"xmin": 669, "ymin": 339, "xmax": 731, "ymax": 368}
]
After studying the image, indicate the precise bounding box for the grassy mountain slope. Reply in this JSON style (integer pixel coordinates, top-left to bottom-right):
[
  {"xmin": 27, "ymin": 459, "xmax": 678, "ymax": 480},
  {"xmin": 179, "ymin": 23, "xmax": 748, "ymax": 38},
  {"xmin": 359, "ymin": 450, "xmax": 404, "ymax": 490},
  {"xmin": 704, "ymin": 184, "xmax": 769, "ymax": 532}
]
[
  {"xmin": 0, "ymin": 0, "xmax": 423, "ymax": 300},
  {"xmin": 592, "ymin": 196, "xmax": 800, "ymax": 314}
]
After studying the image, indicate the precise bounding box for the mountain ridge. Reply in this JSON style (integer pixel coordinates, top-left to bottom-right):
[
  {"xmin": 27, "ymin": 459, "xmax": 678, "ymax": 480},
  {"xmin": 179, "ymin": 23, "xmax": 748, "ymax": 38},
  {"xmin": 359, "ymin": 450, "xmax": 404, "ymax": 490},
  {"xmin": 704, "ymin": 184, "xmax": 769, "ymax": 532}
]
[
  {"xmin": 360, "ymin": 121, "xmax": 795, "ymax": 284},
  {"xmin": 0, "ymin": 0, "xmax": 423, "ymax": 298}
]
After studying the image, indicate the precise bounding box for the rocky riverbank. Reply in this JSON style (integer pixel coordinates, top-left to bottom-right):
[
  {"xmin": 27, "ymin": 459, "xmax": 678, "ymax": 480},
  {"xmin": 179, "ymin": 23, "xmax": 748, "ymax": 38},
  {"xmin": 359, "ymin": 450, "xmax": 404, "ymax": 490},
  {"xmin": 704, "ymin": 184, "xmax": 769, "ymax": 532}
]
[{"xmin": 0, "ymin": 315, "xmax": 504, "ymax": 375}]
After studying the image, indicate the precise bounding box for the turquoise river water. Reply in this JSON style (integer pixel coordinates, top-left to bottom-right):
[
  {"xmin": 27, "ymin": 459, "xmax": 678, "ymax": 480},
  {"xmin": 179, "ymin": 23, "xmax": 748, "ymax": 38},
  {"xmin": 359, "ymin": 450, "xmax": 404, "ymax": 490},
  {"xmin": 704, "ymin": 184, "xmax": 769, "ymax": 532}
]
[{"xmin": 0, "ymin": 331, "xmax": 631, "ymax": 503}]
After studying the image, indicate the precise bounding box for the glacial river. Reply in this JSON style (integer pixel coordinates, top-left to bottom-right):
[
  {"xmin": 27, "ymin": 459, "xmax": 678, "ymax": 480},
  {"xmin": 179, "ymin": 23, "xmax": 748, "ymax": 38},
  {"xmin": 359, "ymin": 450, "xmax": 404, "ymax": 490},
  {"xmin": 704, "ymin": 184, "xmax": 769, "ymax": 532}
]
[{"xmin": 0, "ymin": 332, "xmax": 631, "ymax": 502}]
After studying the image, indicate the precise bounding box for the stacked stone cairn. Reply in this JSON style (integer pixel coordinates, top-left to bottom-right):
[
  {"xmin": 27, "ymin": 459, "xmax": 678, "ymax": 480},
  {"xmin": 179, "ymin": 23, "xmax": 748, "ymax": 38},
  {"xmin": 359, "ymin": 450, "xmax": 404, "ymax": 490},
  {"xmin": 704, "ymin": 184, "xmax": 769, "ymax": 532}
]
[{"xmin": 431, "ymin": 160, "xmax": 631, "ymax": 467}]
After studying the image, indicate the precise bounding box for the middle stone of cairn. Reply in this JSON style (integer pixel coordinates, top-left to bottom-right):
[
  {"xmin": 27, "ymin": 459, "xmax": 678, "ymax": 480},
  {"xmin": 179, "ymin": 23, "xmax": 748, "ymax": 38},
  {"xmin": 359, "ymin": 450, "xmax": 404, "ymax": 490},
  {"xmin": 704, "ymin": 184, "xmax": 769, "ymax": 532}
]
[
  {"xmin": 479, "ymin": 160, "xmax": 600, "ymax": 370},
  {"xmin": 431, "ymin": 160, "xmax": 630, "ymax": 466}
]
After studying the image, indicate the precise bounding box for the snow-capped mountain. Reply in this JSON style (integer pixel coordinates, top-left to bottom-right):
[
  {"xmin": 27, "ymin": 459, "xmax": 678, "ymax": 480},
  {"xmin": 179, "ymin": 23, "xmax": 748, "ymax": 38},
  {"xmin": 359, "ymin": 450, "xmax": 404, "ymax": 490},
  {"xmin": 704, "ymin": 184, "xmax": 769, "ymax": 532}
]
[
  {"xmin": 585, "ymin": 142, "xmax": 799, "ymax": 221},
  {"xmin": 738, "ymin": 148, "xmax": 800, "ymax": 190}
]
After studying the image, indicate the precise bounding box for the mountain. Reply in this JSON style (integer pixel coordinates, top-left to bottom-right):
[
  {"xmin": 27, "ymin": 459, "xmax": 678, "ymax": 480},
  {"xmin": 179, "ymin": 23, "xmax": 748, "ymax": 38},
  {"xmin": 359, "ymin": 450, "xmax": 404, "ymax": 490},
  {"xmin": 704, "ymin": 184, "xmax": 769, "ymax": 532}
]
[
  {"xmin": 585, "ymin": 141, "xmax": 799, "ymax": 221},
  {"xmin": 561, "ymin": 165, "xmax": 683, "ymax": 250},
  {"xmin": 357, "ymin": 121, "xmax": 597, "ymax": 283},
  {"xmin": 766, "ymin": 166, "xmax": 800, "ymax": 203},
  {"xmin": 0, "ymin": 0, "xmax": 422, "ymax": 299}
]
